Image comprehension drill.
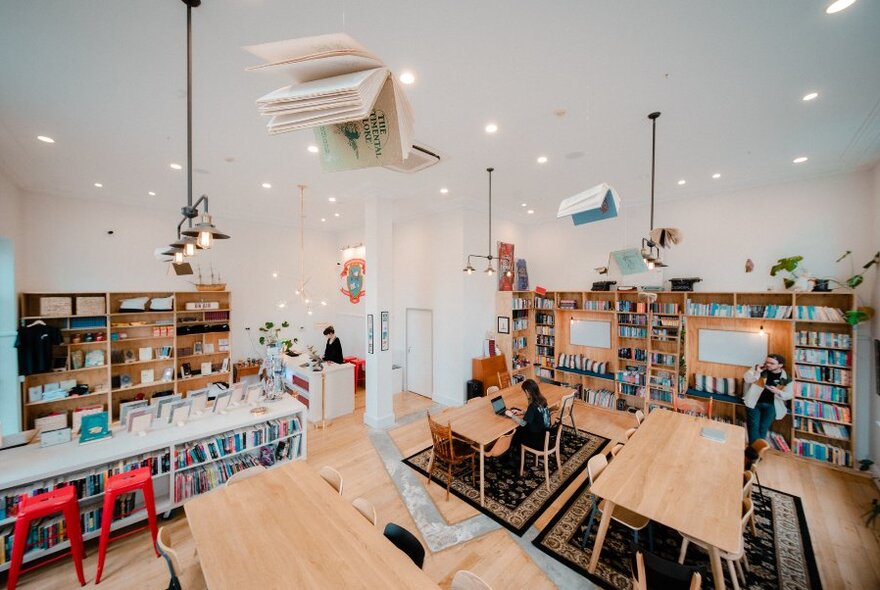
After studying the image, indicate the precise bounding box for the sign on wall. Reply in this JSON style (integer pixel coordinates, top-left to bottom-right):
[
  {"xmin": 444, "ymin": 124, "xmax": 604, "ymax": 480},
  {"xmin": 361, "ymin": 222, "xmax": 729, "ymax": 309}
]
[
  {"xmin": 497, "ymin": 242, "xmax": 514, "ymax": 291},
  {"xmin": 340, "ymin": 258, "xmax": 366, "ymax": 303}
]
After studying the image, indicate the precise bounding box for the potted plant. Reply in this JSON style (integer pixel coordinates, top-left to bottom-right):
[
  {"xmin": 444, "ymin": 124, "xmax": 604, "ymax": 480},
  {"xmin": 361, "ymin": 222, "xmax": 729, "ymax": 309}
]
[{"xmin": 258, "ymin": 321, "xmax": 293, "ymax": 352}]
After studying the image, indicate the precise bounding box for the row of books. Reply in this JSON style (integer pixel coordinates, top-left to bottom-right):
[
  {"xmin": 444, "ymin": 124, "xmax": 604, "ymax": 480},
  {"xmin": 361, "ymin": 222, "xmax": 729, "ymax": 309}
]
[
  {"xmin": 535, "ymin": 325, "xmax": 555, "ymax": 336},
  {"xmin": 619, "ymin": 326, "xmax": 648, "ymax": 339},
  {"xmin": 734, "ymin": 304, "xmax": 792, "ymax": 319},
  {"xmin": 512, "ymin": 318, "xmax": 528, "ymax": 331},
  {"xmin": 619, "ymin": 347, "xmax": 647, "ymax": 361},
  {"xmin": 535, "ymin": 335, "xmax": 555, "ymax": 346},
  {"xmin": 796, "ymin": 382, "xmax": 848, "ymax": 404},
  {"xmin": 582, "ymin": 387, "xmax": 616, "ymax": 409},
  {"xmin": 650, "ymin": 352, "xmax": 677, "ymax": 367},
  {"xmin": 651, "ymin": 328, "xmax": 678, "ymax": 339},
  {"xmin": 792, "ymin": 438, "xmax": 851, "ymax": 466},
  {"xmin": 651, "ymin": 316, "xmax": 680, "ymax": 327},
  {"xmin": 686, "ymin": 302, "xmax": 736, "ymax": 317},
  {"xmin": 794, "ymin": 306, "xmax": 845, "ymax": 322},
  {"xmin": 793, "ymin": 416, "xmax": 850, "ymax": 440},
  {"xmin": 618, "ymin": 383, "xmax": 646, "ymax": 397},
  {"xmin": 767, "ymin": 431, "xmax": 791, "ymax": 453},
  {"xmin": 535, "ymin": 346, "xmax": 555, "ymax": 358},
  {"xmin": 650, "ymin": 389, "xmax": 673, "ymax": 404},
  {"xmin": 617, "ymin": 313, "xmax": 648, "ymax": 325},
  {"xmin": 174, "ymin": 417, "xmax": 301, "ymax": 469},
  {"xmin": 0, "ymin": 451, "xmax": 169, "ymax": 520},
  {"xmin": 796, "ymin": 331, "xmax": 851, "ymax": 349},
  {"xmin": 795, "ymin": 365, "xmax": 851, "ymax": 385},
  {"xmin": 535, "ymin": 313, "xmax": 555, "ymax": 326},
  {"xmin": 535, "ymin": 296, "xmax": 554, "ymax": 309},
  {"xmin": 793, "ymin": 400, "xmax": 852, "ymax": 424},
  {"xmin": 0, "ymin": 492, "xmax": 138, "ymax": 565},
  {"xmin": 794, "ymin": 348, "xmax": 850, "ymax": 367},
  {"xmin": 511, "ymin": 337, "xmax": 528, "ymax": 351},
  {"xmin": 512, "ymin": 297, "xmax": 532, "ymax": 310},
  {"xmin": 650, "ymin": 303, "xmax": 681, "ymax": 314},
  {"xmin": 535, "ymin": 367, "xmax": 554, "ymax": 380},
  {"xmin": 617, "ymin": 301, "xmax": 648, "ymax": 313},
  {"xmin": 617, "ymin": 369, "xmax": 646, "ymax": 386},
  {"xmin": 584, "ymin": 301, "xmax": 613, "ymax": 311},
  {"xmin": 557, "ymin": 299, "xmax": 578, "ymax": 309},
  {"xmin": 512, "ymin": 355, "xmax": 531, "ymax": 370}
]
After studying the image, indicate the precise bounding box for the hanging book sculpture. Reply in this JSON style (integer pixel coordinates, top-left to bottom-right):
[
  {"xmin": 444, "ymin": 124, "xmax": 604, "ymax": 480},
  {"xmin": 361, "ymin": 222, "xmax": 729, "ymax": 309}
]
[
  {"xmin": 245, "ymin": 33, "xmax": 415, "ymax": 172},
  {"xmin": 556, "ymin": 183, "xmax": 620, "ymax": 226}
]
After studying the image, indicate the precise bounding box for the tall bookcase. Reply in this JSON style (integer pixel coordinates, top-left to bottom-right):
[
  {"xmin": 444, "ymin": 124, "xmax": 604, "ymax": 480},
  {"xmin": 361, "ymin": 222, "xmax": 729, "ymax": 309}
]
[
  {"xmin": 18, "ymin": 291, "xmax": 232, "ymax": 430},
  {"xmin": 495, "ymin": 289, "xmax": 859, "ymax": 468}
]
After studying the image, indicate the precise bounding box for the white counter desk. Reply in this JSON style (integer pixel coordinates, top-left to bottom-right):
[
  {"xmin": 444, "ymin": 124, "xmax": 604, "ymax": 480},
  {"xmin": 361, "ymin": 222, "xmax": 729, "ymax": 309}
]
[{"xmin": 283, "ymin": 356, "xmax": 354, "ymax": 423}]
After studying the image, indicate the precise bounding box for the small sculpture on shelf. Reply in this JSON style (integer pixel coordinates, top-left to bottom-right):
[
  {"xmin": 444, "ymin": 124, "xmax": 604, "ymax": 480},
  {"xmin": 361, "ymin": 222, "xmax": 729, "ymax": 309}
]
[{"xmin": 307, "ymin": 345, "xmax": 324, "ymax": 372}]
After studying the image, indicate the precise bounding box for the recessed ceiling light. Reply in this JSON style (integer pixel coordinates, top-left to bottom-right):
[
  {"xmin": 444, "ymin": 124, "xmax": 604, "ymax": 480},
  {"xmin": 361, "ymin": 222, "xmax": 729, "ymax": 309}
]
[
  {"xmin": 272, "ymin": 271, "xmax": 278, "ymax": 278},
  {"xmin": 712, "ymin": 173, "xmax": 721, "ymax": 179},
  {"xmin": 826, "ymin": 0, "xmax": 856, "ymax": 14},
  {"xmin": 793, "ymin": 156, "xmax": 809, "ymax": 164},
  {"xmin": 148, "ymin": 191, "xmax": 156, "ymax": 196},
  {"xmin": 440, "ymin": 188, "xmax": 449, "ymax": 194},
  {"xmin": 521, "ymin": 203, "xmax": 527, "ymax": 207},
  {"xmin": 321, "ymin": 218, "xmax": 326, "ymax": 222},
  {"xmin": 677, "ymin": 179, "xmax": 686, "ymax": 185},
  {"xmin": 94, "ymin": 182, "xmax": 103, "ymax": 188},
  {"xmin": 802, "ymin": 92, "xmax": 819, "ymax": 101},
  {"xmin": 307, "ymin": 145, "xmax": 319, "ymax": 153},
  {"xmin": 328, "ymin": 197, "xmax": 337, "ymax": 202},
  {"xmin": 527, "ymin": 209, "xmax": 535, "ymax": 215},
  {"xmin": 37, "ymin": 135, "xmax": 55, "ymax": 143},
  {"xmin": 170, "ymin": 163, "xmax": 182, "ymax": 170},
  {"xmin": 399, "ymin": 71, "xmax": 415, "ymax": 85},
  {"xmin": 537, "ymin": 156, "xmax": 548, "ymax": 164},
  {"xmin": 334, "ymin": 212, "xmax": 340, "ymax": 217},
  {"xmin": 262, "ymin": 182, "xmax": 272, "ymax": 189},
  {"xmin": 485, "ymin": 123, "xmax": 498, "ymax": 134}
]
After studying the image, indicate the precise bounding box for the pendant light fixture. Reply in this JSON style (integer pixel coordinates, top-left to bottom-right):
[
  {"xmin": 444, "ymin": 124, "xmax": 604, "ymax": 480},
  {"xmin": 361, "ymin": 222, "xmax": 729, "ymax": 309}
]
[
  {"xmin": 157, "ymin": 0, "xmax": 230, "ymax": 269},
  {"xmin": 292, "ymin": 185, "xmax": 326, "ymax": 315},
  {"xmin": 463, "ymin": 167, "xmax": 498, "ymax": 276},
  {"xmin": 640, "ymin": 112, "xmax": 681, "ymax": 269}
]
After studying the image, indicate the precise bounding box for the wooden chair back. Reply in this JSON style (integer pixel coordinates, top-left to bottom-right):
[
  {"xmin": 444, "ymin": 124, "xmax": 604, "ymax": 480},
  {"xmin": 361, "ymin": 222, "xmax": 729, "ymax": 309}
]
[
  {"xmin": 634, "ymin": 549, "xmax": 702, "ymax": 590},
  {"xmin": 486, "ymin": 431, "xmax": 514, "ymax": 458},
  {"xmin": 741, "ymin": 498, "xmax": 753, "ymax": 532},
  {"xmin": 634, "ymin": 409, "xmax": 645, "ymax": 426},
  {"xmin": 496, "ymin": 371, "xmax": 512, "ymax": 389},
  {"xmin": 352, "ymin": 497, "xmax": 377, "ymax": 526},
  {"xmin": 319, "ymin": 466, "xmax": 344, "ymax": 495},
  {"xmin": 752, "ymin": 439, "xmax": 770, "ymax": 463},
  {"xmin": 157, "ymin": 526, "xmax": 182, "ymax": 582},
  {"xmin": 742, "ymin": 470, "xmax": 754, "ymax": 498},
  {"xmin": 451, "ymin": 569, "xmax": 493, "ymax": 590},
  {"xmin": 557, "ymin": 392, "xmax": 576, "ymax": 427},
  {"xmin": 587, "ymin": 453, "xmax": 609, "ymax": 486},
  {"xmin": 610, "ymin": 443, "xmax": 625, "ymax": 458},
  {"xmin": 225, "ymin": 465, "xmax": 266, "ymax": 486},
  {"xmin": 624, "ymin": 427, "xmax": 637, "ymax": 440},
  {"xmin": 428, "ymin": 413, "xmax": 459, "ymax": 463},
  {"xmin": 673, "ymin": 395, "xmax": 713, "ymax": 418},
  {"xmin": 485, "ymin": 385, "xmax": 500, "ymax": 395},
  {"xmin": 383, "ymin": 522, "xmax": 426, "ymax": 569}
]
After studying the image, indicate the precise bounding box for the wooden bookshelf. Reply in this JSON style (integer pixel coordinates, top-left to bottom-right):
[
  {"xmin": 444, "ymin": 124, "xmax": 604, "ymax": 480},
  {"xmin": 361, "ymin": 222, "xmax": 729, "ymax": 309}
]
[
  {"xmin": 18, "ymin": 291, "xmax": 233, "ymax": 429},
  {"xmin": 495, "ymin": 289, "xmax": 859, "ymax": 468}
]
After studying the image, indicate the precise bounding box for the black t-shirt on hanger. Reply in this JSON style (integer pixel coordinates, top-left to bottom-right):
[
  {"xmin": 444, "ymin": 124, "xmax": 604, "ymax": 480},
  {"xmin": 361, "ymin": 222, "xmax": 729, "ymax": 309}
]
[{"xmin": 15, "ymin": 323, "xmax": 63, "ymax": 376}]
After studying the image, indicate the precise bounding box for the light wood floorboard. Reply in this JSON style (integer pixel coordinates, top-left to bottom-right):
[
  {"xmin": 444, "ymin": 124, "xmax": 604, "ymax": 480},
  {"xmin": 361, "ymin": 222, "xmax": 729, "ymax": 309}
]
[{"xmin": 3, "ymin": 390, "xmax": 878, "ymax": 590}]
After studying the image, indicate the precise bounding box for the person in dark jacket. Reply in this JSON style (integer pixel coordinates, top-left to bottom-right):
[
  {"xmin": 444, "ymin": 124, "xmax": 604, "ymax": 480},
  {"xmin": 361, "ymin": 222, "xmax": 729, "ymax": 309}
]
[
  {"xmin": 322, "ymin": 325, "xmax": 344, "ymax": 364},
  {"xmin": 506, "ymin": 379, "xmax": 552, "ymax": 455}
]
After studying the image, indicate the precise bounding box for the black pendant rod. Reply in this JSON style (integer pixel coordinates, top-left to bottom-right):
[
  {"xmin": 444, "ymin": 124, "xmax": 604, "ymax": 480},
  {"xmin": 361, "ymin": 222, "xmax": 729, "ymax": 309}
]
[
  {"xmin": 186, "ymin": 1, "xmax": 193, "ymax": 209},
  {"xmin": 648, "ymin": 112, "xmax": 660, "ymax": 232},
  {"xmin": 487, "ymin": 167, "xmax": 494, "ymax": 257}
]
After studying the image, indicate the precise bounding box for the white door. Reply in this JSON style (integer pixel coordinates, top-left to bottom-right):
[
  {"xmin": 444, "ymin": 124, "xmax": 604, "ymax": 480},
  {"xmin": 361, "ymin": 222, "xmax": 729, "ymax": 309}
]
[{"xmin": 405, "ymin": 308, "xmax": 432, "ymax": 397}]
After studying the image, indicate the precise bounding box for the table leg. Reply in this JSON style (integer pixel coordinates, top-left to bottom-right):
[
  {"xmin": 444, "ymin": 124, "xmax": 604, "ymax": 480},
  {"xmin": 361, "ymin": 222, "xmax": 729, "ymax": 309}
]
[
  {"xmin": 587, "ymin": 500, "xmax": 615, "ymax": 573},
  {"xmin": 479, "ymin": 444, "xmax": 486, "ymax": 506},
  {"xmin": 709, "ymin": 545, "xmax": 726, "ymax": 590}
]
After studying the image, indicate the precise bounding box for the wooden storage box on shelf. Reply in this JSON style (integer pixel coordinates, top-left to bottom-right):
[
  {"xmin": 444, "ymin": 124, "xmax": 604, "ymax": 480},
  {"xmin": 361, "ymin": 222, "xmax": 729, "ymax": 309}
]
[
  {"xmin": 39, "ymin": 296, "xmax": 72, "ymax": 317},
  {"xmin": 75, "ymin": 296, "xmax": 106, "ymax": 316}
]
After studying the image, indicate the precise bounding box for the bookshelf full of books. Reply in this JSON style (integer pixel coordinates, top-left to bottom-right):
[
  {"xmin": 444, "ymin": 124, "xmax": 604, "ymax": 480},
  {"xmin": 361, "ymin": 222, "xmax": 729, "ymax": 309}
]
[
  {"xmin": 18, "ymin": 291, "xmax": 233, "ymax": 431},
  {"xmin": 493, "ymin": 289, "xmax": 859, "ymax": 469},
  {"xmin": 0, "ymin": 395, "xmax": 306, "ymax": 571}
]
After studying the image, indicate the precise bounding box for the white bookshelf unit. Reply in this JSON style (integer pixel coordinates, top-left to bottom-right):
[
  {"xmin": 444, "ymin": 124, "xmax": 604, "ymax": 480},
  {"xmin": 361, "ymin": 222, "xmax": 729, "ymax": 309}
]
[{"xmin": 0, "ymin": 395, "xmax": 306, "ymax": 571}]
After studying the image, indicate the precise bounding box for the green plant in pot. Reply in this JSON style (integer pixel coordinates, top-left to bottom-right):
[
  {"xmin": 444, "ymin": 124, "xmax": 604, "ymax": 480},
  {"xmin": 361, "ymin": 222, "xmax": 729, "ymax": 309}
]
[
  {"xmin": 258, "ymin": 320, "xmax": 292, "ymax": 351},
  {"xmin": 770, "ymin": 256, "xmax": 809, "ymax": 290}
]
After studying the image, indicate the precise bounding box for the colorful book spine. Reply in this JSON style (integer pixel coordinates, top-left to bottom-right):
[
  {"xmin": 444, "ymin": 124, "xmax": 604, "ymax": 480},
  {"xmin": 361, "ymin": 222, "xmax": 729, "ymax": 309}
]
[
  {"xmin": 794, "ymin": 306, "xmax": 845, "ymax": 322},
  {"xmin": 793, "ymin": 400, "xmax": 852, "ymax": 423},
  {"xmin": 795, "ymin": 331, "xmax": 851, "ymax": 349},
  {"xmin": 794, "ymin": 348, "xmax": 850, "ymax": 367},
  {"xmin": 792, "ymin": 438, "xmax": 851, "ymax": 466},
  {"xmin": 794, "ymin": 365, "xmax": 851, "ymax": 385},
  {"xmin": 796, "ymin": 382, "xmax": 848, "ymax": 404}
]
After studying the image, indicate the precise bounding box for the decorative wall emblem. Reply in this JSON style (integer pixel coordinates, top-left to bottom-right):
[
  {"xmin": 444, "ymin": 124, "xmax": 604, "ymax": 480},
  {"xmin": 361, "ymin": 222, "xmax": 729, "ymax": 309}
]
[{"xmin": 340, "ymin": 258, "xmax": 366, "ymax": 303}]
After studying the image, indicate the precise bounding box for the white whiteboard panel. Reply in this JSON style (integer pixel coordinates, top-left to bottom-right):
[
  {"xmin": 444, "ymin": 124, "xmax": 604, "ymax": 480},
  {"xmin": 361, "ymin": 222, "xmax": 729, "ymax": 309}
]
[
  {"xmin": 698, "ymin": 329, "xmax": 768, "ymax": 366},
  {"xmin": 570, "ymin": 319, "xmax": 612, "ymax": 349}
]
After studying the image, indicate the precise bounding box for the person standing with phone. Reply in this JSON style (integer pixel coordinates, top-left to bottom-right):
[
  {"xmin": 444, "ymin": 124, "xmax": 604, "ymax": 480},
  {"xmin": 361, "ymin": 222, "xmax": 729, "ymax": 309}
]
[{"xmin": 743, "ymin": 354, "xmax": 793, "ymax": 443}]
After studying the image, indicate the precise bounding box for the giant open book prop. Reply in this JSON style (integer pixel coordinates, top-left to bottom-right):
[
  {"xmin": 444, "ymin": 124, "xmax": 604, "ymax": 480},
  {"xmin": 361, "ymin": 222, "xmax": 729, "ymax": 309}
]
[
  {"xmin": 245, "ymin": 33, "xmax": 414, "ymax": 171},
  {"xmin": 556, "ymin": 183, "xmax": 620, "ymax": 225}
]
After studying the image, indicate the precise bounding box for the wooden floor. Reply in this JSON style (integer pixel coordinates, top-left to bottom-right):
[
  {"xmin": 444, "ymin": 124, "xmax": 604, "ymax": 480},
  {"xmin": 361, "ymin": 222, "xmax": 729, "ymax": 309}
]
[{"xmin": 4, "ymin": 390, "xmax": 879, "ymax": 589}]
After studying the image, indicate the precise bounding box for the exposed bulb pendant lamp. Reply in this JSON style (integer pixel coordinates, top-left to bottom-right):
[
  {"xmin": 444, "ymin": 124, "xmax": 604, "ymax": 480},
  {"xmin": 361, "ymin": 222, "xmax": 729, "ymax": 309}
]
[
  {"xmin": 159, "ymin": 0, "xmax": 230, "ymax": 269},
  {"xmin": 641, "ymin": 111, "xmax": 681, "ymax": 269},
  {"xmin": 293, "ymin": 185, "xmax": 321, "ymax": 316},
  {"xmin": 463, "ymin": 167, "xmax": 498, "ymax": 276}
]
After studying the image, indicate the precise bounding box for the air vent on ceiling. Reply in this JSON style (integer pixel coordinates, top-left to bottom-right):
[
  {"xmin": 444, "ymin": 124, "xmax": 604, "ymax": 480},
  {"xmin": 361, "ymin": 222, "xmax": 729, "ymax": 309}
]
[{"xmin": 384, "ymin": 144, "xmax": 442, "ymax": 173}]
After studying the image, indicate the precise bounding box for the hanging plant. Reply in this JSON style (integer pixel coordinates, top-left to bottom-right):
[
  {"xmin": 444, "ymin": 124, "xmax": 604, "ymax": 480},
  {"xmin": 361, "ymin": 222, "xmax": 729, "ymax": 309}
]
[{"xmin": 258, "ymin": 320, "xmax": 291, "ymax": 349}]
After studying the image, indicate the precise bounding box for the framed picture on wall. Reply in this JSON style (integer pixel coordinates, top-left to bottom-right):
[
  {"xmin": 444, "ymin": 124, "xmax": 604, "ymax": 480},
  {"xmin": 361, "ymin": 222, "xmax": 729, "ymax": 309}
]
[
  {"xmin": 497, "ymin": 316, "xmax": 510, "ymax": 334},
  {"xmin": 380, "ymin": 311, "xmax": 389, "ymax": 352},
  {"xmin": 367, "ymin": 314, "xmax": 374, "ymax": 354}
]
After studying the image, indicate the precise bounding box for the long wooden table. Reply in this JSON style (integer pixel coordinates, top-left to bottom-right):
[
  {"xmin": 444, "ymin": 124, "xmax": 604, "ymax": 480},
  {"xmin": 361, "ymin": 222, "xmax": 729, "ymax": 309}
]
[
  {"xmin": 587, "ymin": 409, "xmax": 745, "ymax": 590},
  {"xmin": 184, "ymin": 461, "xmax": 439, "ymax": 589},
  {"xmin": 437, "ymin": 383, "xmax": 572, "ymax": 505}
]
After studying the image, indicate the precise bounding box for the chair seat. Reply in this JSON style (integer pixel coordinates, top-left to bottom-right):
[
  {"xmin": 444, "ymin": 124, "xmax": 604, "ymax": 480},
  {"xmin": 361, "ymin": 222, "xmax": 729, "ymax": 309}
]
[
  {"xmin": 450, "ymin": 439, "xmax": 477, "ymax": 458},
  {"xmin": 598, "ymin": 499, "xmax": 650, "ymax": 530}
]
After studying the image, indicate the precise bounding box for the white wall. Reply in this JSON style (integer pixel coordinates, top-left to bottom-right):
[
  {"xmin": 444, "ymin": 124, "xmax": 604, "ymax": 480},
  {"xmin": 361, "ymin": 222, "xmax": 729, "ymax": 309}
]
[
  {"xmin": 15, "ymin": 190, "xmax": 341, "ymax": 376},
  {"xmin": 0, "ymin": 171, "xmax": 23, "ymax": 433},
  {"xmin": 870, "ymin": 163, "xmax": 880, "ymax": 469}
]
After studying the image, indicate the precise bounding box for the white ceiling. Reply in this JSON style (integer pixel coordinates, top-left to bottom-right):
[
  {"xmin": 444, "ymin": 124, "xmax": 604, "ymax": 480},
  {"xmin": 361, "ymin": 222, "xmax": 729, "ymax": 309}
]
[{"xmin": 1, "ymin": 0, "xmax": 879, "ymax": 232}]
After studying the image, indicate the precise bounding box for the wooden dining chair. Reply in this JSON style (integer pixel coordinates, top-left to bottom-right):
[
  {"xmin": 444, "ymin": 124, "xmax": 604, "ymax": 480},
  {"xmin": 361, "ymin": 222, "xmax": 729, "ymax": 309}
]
[
  {"xmin": 633, "ymin": 549, "xmax": 701, "ymax": 590},
  {"xmin": 485, "ymin": 385, "xmax": 500, "ymax": 395},
  {"xmin": 624, "ymin": 427, "xmax": 638, "ymax": 440},
  {"xmin": 352, "ymin": 497, "xmax": 378, "ymax": 527},
  {"xmin": 319, "ymin": 466, "xmax": 344, "ymax": 495},
  {"xmin": 383, "ymin": 522, "xmax": 426, "ymax": 569},
  {"xmin": 225, "ymin": 465, "xmax": 266, "ymax": 486},
  {"xmin": 520, "ymin": 420, "xmax": 564, "ymax": 492},
  {"xmin": 678, "ymin": 498, "xmax": 753, "ymax": 590},
  {"xmin": 634, "ymin": 409, "xmax": 645, "ymax": 427},
  {"xmin": 157, "ymin": 526, "xmax": 205, "ymax": 590},
  {"xmin": 742, "ymin": 471, "xmax": 757, "ymax": 535},
  {"xmin": 426, "ymin": 412, "xmax": 477, "ymax": 500},
  {"xmin": 554, "ymin": 391, "xmax": 578, "ymax": 433},
  {"xmin": 581, "ymin": 454, "xmax": 653, "ymax": 550},
  {"xmin": 451, "ymin": 569, "xmax": 493, "ymax": 590},
  {"xmin": 467, "ymin": 396, "xmax": 483, "ymax": 405},
  {"xmin": 748, "ymin": 438, "xmax": 771, "ymax": 503},
  {"xmin": 496, "ymin": 371, "xmax": 512, "ymax": 389},
  {"xmin": 673, "ymin": 395, "xmax": 713, "ymax": 419},
  {"xmin": 610, "ymin": 443, "xmax": 625, "ymax": 458},
  {"xmin": 485, "ymin": 431, "xmax": 514, "ymax": 459}
]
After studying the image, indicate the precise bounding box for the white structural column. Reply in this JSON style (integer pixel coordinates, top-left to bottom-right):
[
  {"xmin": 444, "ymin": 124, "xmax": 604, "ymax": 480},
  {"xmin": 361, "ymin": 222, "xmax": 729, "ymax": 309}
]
[{"xmin": 363, "ymin": 195, "xmax": 395, "ymax": 428}]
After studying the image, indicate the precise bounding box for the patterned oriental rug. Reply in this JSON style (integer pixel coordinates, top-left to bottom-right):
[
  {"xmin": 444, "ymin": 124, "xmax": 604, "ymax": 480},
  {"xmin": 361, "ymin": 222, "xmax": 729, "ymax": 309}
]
[
  {"xmin": 532, "ymin": 480, "xmax": 822, "ymax": 589},
  {"xmin": 402, "ymin": 427, "xmax": 608, "ymax": 536}
]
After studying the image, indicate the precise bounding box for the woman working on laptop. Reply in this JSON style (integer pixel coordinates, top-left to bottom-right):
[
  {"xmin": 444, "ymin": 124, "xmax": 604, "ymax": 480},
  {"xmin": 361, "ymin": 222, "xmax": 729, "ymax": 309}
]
[{"xmin": 505, "ymin": 379, "xmax": 552, "ymax": 455}]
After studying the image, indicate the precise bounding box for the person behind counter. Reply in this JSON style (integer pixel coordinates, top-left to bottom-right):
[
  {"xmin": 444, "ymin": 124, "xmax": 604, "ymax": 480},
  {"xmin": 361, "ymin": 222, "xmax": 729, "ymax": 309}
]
[{"xmin": 322, "ymin": 325, "xmax": 344, "ymax": 364}]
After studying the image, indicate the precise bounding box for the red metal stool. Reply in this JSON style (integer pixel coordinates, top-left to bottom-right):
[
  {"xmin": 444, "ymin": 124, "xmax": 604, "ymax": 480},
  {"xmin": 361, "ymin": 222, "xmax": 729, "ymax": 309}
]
[
  {"xmin": 7, "ymin": 486, "xmax": 86, "ymax": 590},
  {"xmin": 94, "ymin": 466, "xmax": 160, "ymax": 584},
  {"xmin": 344, "ymin": 356, "xmax": 366, "ymax": 393}
]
